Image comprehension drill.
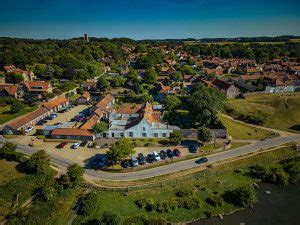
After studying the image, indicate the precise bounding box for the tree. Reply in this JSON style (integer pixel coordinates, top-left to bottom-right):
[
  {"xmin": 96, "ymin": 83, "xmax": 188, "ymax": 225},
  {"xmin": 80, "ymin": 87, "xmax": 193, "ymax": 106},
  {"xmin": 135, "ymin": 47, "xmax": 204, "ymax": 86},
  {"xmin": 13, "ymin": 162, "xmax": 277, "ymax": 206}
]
[
  {"xmin": 96, "ymin": 76, "xmax": 110, "ymax": 93},
  {"xmin": 180, "ymin": 65, "xmax": 195, "ymax": 75},
  {"xmin": 66, "ymin": 164, "xmax": 84, "ymax": 186},
  {"xmin": 165, "ymin": 95, "xmax": 181, "ymax": 111},
  {"xmin": 170, "ymin": 71, "xmax": 182, "ymax": 81},
  {"xmin": 79, "ymin": 192, "xmax": 99, "ymax": 216},
  {"xmin": 5, "ymin": 72, "xmax": 24, "ymax": 84},
  {"xmin": 189, "ymin": 83, "xmax": 225, "ymax": 126},
  {"xmin": 169, "ymin": 131, "xmax": 184, "ymax": 145},
  {"xmin": 106, "ymin": 138, "xmax": 135, "ymax": 163},
  {"xmin": 126, "ymin": 69, "xmax": 138, "ymax": 83},
  {"xmin": 198, "ymin": 126, "xmax": 212, "ymax": 143},
  {"xmin": 143, "ymin": 68, "xmax": 157, "ymax": 84},
  {"xmin": 26, "ymin": 150, "xmax": 50, "ymax": 174},
  {"xmin": 92, "ymin": 121, "xmax": 108, "ymax": 134},
  {"xmin": 10, "ymin": 102, "xmax": 23, "ymax": 114},
  {"xmin": 225, "ymin": 185, "xmax": 257, "ymax": 208}
]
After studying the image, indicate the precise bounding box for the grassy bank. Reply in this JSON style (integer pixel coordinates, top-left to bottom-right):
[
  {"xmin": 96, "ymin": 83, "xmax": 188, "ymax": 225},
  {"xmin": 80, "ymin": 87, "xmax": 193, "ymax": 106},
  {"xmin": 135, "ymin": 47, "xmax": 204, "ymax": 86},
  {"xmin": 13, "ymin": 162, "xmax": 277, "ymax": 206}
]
[
  {"xmin": 225, "ymin": 93, "xmax": 300, "ymax": 132},
  {"xmin": 73, "ymin": 146, "xmax": 299, "ymax": 224},
  {"xmin": 218, "ymin": 114, "xmax": 277, "ymax": 140}
]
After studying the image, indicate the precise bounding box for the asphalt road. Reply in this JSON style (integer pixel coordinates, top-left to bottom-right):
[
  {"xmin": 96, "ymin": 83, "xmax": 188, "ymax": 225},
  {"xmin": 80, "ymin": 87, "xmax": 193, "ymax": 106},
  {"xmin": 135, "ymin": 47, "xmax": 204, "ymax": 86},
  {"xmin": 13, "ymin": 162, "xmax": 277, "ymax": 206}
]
[{"xmin": 1, "ymin": 135, "xmax": 299, "ymax": 181}]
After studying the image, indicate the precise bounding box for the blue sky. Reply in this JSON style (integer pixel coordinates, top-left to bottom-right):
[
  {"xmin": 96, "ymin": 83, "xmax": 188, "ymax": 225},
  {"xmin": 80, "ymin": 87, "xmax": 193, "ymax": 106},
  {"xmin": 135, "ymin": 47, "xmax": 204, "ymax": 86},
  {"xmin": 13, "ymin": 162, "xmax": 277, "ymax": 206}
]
[{"xmin": 0, "ymin": 0, "xmax": 299, "ymax": 39}]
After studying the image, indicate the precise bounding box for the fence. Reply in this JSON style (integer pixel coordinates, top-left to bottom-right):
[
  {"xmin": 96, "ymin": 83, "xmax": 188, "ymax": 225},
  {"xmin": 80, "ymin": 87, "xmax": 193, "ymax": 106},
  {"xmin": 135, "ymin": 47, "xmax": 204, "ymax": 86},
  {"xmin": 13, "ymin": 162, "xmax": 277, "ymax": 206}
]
[{"xmin": 89, "ymin": 150, "xmax": 297, "ymax": 193}]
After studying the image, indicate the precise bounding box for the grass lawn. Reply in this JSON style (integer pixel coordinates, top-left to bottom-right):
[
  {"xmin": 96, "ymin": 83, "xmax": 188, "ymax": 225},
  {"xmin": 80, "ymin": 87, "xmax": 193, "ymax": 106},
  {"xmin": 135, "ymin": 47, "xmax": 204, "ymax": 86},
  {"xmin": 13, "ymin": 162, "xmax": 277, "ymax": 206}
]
[
  {"xmin": 0, "ymin": 105, "xmax": 37, "ymax": 125},
  {"xmin": 68, "ymin": 93, "xmax": 81, "ymax": 101},
  {"xmin": 74, "ymin": 146, "xmax": 298, "ymax": 224},
  {"xmin": 226, "ymin": 92, "xmax": 300, "ymax": 132},
  {"xmin": 218, "ymin": 114, "xmax": 278, "ymax": 140},
  {"xmin": 0, "ymin": 159, "xmax": 55, "ymax": 221}
]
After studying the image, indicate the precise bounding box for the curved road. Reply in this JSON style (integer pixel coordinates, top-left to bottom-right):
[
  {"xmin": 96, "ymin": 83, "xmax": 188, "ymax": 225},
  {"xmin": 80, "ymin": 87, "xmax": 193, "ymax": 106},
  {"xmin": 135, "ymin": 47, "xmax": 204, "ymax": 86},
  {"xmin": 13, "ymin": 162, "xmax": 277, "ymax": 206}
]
[{"xmin": 1, "ymin": 134, "xmax": 299, "ymax": 181}]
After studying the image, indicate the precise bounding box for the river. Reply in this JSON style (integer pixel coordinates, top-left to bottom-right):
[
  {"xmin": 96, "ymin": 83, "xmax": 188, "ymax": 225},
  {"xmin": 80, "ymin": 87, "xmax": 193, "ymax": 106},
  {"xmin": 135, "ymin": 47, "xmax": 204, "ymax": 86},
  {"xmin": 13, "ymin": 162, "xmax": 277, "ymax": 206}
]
[{"xmin": 191, "ymin": 183, "xmax": 300, "ymax": 225}]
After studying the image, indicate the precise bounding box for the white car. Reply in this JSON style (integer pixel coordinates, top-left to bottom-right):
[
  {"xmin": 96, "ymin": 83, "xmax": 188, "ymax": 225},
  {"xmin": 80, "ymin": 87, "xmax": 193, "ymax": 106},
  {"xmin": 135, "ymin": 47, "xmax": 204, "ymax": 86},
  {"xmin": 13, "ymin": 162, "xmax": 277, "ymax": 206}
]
[
  {"xmin": 131, "ymin": 156, "xmax": 139, "ymax": 167},
  {"xmin": 25, "ymin": 126, "xmax": 34, "ymax": 133},
  {"xmin": 72, "ymin": 142, "xmax": 80, "ymax": 149},
  {"xmin": 153, "ymin": 151, "xmax": 161, "ymax": 161}
]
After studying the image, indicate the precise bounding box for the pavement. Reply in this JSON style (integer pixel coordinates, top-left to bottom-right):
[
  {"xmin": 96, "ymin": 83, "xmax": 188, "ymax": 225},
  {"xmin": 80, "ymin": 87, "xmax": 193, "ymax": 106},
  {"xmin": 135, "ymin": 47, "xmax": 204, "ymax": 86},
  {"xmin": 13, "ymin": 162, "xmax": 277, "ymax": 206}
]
[{"xmin": 1, "ymin": 134, "xmax": 299, "ymax": 181}]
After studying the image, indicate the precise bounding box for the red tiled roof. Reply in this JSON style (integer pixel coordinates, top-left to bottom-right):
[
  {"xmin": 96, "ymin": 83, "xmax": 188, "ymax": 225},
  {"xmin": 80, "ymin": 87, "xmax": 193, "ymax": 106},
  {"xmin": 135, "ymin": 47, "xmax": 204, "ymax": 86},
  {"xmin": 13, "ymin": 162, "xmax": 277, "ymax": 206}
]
[
  {"xmin": 6, "ymin": 108, "xmax": 49, "ymax": 130},
  {"xmin": 240, "ymin": 75, "xmax": 262, "ymax": 80},
  {"xmin": 4, "ymin": 85, "xmax": 18, "ymax": 96},
  {"xmin": 81, "ymin": 92, "xmax": 90, "ymax": 99},
  {"xmin": 52, "ymin": 128, "xmax": 94, "ymax": 137},
  {"xmin": 96, "ymin": 94, "xmax": 114, "ymax": 112},
  {"xmin": 42, "ymin": 96, "xmax": 68, "ymax": 110},
  {"xmin": 80, "ymin": 115, "xmax": 99, "ymax": 130},
  {"xmin": 116, "ymin": 103, "xmax": 143, "ymax": 114},
  {"xmin": 24, "ymin": 81, "xmax": 49, "ymax": 92}
]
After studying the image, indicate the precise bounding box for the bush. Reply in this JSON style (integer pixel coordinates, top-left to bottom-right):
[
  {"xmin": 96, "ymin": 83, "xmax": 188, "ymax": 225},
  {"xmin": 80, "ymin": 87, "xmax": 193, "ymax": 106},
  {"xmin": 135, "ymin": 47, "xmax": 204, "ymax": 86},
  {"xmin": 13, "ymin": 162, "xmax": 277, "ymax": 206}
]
[
  {"xmin": 223, "ymin": 185, "xmax": 257, "ymax": 208},
  {"xmin": 35, "ymin": 129, "xmax": 44, "ymax": 135},
  {"xmin": 136, "ymin": 198, "xmax": 156, "ymax": 212},
  {"xmin": 206, "ymin": 195, "xmax": 223, "ymax": 207},
  {"xmin": 78, "ymin": 192, "xmax": 99, "ymax": 216},
  {"xmin": 283, "ymin": 160, "xmax": 300, "ymax": 184},
  {"xmin": 177, "ymin": 196, "xmax": 202, "ymax": 209},
  {"xmin": 101, "ymin": 211, "xmax": 123, "ymax": 225},
  {"xmin": 176, "ymin": 190, "xmax": 194, "ymax": 197}
]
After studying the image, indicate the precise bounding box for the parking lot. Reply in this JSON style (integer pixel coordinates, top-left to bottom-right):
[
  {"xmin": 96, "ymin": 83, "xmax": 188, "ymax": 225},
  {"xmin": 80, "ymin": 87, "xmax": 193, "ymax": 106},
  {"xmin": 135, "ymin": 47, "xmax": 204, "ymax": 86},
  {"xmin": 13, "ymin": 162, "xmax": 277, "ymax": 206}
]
[{"xmin": 11, "ymin": 103, "xmax": 198, "ymax": 170}]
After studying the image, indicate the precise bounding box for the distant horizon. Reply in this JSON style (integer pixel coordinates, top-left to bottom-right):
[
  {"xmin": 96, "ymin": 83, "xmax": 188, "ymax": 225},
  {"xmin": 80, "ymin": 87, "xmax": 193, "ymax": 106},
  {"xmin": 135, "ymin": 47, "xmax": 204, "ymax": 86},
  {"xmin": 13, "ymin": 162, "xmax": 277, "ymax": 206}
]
[
  {"xmin": 1, "ymin": 34, "xmax": 300, "ymax": 41},
  {"xmin": 0, "ymin": 0, "xmax": 299, "ymax": 39}
]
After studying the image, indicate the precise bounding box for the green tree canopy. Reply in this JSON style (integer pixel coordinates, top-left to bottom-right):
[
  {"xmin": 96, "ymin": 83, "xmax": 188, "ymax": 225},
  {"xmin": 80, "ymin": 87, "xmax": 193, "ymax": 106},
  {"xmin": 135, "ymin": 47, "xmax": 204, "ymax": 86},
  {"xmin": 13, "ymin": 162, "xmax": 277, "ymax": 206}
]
[
  {"xmin": 197, "ymin": 126, "xmax": 213, "ymax": 143},
  {"xmin": 143, "ymin": 68, "xmax": 157, "ymax": 84},
  {"xmin": 169, "ymin": 130, "xmax": 184, "ymax": 145},
  {"xmin": 66, "ymin": 164, "xmax": 84, "ymax": 186},
  {"xmin": 92, "ymin": 121, "xmax": 108, "ymax": 134},
  {"xmin": 25, "ymin": 150, "xmax": 50, "ymax": 174},
  {"xmin": 106, "ymin": 138, "xmax": 135, "ymax": 163},
  {"xmin": 165, "ymin": 95, "xmax": 181, "ymax": 112}
]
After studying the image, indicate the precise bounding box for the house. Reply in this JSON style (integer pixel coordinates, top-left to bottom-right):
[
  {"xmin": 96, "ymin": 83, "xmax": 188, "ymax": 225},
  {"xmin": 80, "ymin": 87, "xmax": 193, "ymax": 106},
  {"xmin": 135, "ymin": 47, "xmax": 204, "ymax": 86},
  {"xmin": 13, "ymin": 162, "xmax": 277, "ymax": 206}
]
[
  {"xmin": 0, "ymin": 84, "xmax": 22, "ymax": 99},
  {"xmin": 160, "ymin": 66, "xmax": 176, "ymax": 75},
  {"xmin": 21, "ymin": 81, "xmax": 51, "ymax": 99},
  {"xmin": 82, "ymin": 81, "xmax": 96, "ymax": 91},
  {"xmin": 77, "ymin": 92, "xmax": 91, "ymax": 104},
  {"xmin": 3, "ymin": 65, "xmax": 35, "ymax": 81},
  {"xmin": 2, "ymin": 108, "xmax": 50, "ymax": 134},
  {"xmin": 211, "ymin": 79, "xmax": 240, "ymax": 98},
  {"xmin": 106, "ymin": 102, "xmax": 180, "ymax": 138},
  {"xmin": 51, "ymin": 128, "xmax": 95, "ymax": 141},
  {"xmin": 80, "ymin": 114, "xmax": 100, "ymax": 130},
  {"xmin": 92, "ymin": 94, "xmax": 115, "ymax": 119},
  {"xmin": 42, "ymin": 96, "xmax": 69, "ymax": 113}
]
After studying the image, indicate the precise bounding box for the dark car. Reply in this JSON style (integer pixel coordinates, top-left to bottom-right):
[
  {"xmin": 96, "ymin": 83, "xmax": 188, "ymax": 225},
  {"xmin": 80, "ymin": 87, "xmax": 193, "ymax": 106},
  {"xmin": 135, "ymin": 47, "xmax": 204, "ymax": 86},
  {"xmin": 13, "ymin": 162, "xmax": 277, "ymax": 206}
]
[
  {"xmin": 44, "ymin": 116, "xmax": 53, "ymax": 120},
  {"xmin": 54, "ymin": 122, "xmax": 62, "ymax": 126},
  {"xmin": 121, "ymin": 160, "xmax": 130, "ymax": 168},
  {"xmin": 190, "ymin": 143, "xmax": 199, "ymax": 153},
  {"xmin": 57, "ymin": 142, "xmax": 67, "ymax": 148},
  {"xmin": 98, "ymin": 155, "xmax": 107, "ymax": 168},
  {"xmin": 146, "ymin": 154, "xmax": 155, "ymax": 163},
  {"xmin": 80, "ymin": 141, "xmax": 88, "ymax": 147},
  {"xmin": 196, "ymin": 157, "xmax": 208, "ymax": 164},
  {"xmin": 36, "ymin": 120, "xmax": 46, "ymax": 126},
  {"xmin": 173, "ymin": 149, "xmax": 181, "ymax": 157},
  {"xmin": 159, "ymin": 150, "xmax": 167, "ymax": 160},
  {"xmin": 166, "ymin": 149, "xmax": 175, "ymax": 158},
  {"xmin": 138, "ymin": 153, "xmax": 146, "ymax": 165}
]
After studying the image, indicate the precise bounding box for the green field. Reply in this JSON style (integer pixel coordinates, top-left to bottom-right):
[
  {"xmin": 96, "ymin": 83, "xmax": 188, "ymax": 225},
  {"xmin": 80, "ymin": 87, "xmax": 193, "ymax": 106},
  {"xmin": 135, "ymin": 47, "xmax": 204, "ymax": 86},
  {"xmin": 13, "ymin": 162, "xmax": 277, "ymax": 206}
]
[
  {"xmin": 226, "ymin": 93, "xmax": 300, "ymax": 132},
  {"xmin": 73, "ymin": 146, "xmax": 298, "ymax": 224},
  {"xmin": 218, "ymin": 114, "xmax": 278, "ymax": 140},
  {"xmin": 0, "ymin": 104, "xmax": 37, "ymax": 125}
]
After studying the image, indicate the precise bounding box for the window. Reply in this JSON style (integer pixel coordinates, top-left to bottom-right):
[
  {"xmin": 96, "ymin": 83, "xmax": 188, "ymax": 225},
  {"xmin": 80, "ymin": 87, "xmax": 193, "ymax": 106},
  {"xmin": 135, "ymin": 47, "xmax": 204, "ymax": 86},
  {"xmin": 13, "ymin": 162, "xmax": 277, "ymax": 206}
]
[
  {"xmin": 153, "ymin": 133, "xmax": 158, "ymax": 138},
  {"xmin": 111, "ymin": 133, "xmax": 115, "ymax": 138},
  {"xmin": 142, "ymin": 127, "xmax": 146, "ymax": 131},
  {"xmin": 162, "ymin": 133, "xmax": 167, "ymax": 137},
  {"xmin": 120, "ymin": 133, "xmax": 124, "ymax": 137},
  {"xmin": 142, "ymin": 133, "xmax": 147, "ymax": 137},
  {"xmin": 129, "ymin": 132, "xmax": 134, "ymax": 137}
]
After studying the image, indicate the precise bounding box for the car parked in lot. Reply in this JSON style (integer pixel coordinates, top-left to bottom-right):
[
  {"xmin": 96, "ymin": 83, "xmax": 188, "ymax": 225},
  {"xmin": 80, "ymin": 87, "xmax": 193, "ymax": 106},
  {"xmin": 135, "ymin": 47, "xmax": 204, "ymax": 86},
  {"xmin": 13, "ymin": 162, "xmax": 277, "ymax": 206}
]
[
  {"xmin": 50, "ymin": 114, "xmax": 57, "ymax": 119},
  {"xmin": 72, "ymin": 142, "xmax": 80, "ymax": 149},
  {"xmin": 137, "ymin": 153, "xmax": 146, "ymax": 165},
  {"xmin": 25, "ymin": 126, "xmax": 34, "ymax": 133},
  {"xmin": 173, "ymin": 149, "xmax": 181, "ymax": 157},
  {"xmin": 196, "ymin": 157, "xmax": 208, "ymax": 164},
  {"xmin": 45, "ymin": 116, "xmax": 53, "ymax": 120},
  {"xmin": 147, "ymin": 154, "xmax": 155, "ymax": 163},
  {"xmin": 54, "ymin": 122, "xmax": 62, "ymax": 126},
  {"xmin": 57, "ymin": 142, "xmax": 67, "ymax": 148},
  {"xmin": 190, "ymin": 143, "xmax": 199, "ymax": 153},
  {"xmin": 80, "ymin": 141, "xmax": 88, "ymax": 147},
  {"xmin": 121, "ymin": 160, "xmax": 130, "ymax": 168},
  {"xmin": 98, "ymin": 155, "xmax": 107, "ymax": 168},
  {"xmin": 166, "ymin": 149, "xmax": 175, "ymax": 158},
  {"xmin": 153, "ymin": 151, "xmax": 161, "ymax": 161},
  {"xmin": 159, "ymin": 150, "xmax": 167, "ymax": 160},
  {"xmin": 36, "ymin": 120, "xmax": 46, "ymax": 126},
  {"xmin": 130, "ymin": 156, "xmax": 139, "ymax": 167}
]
